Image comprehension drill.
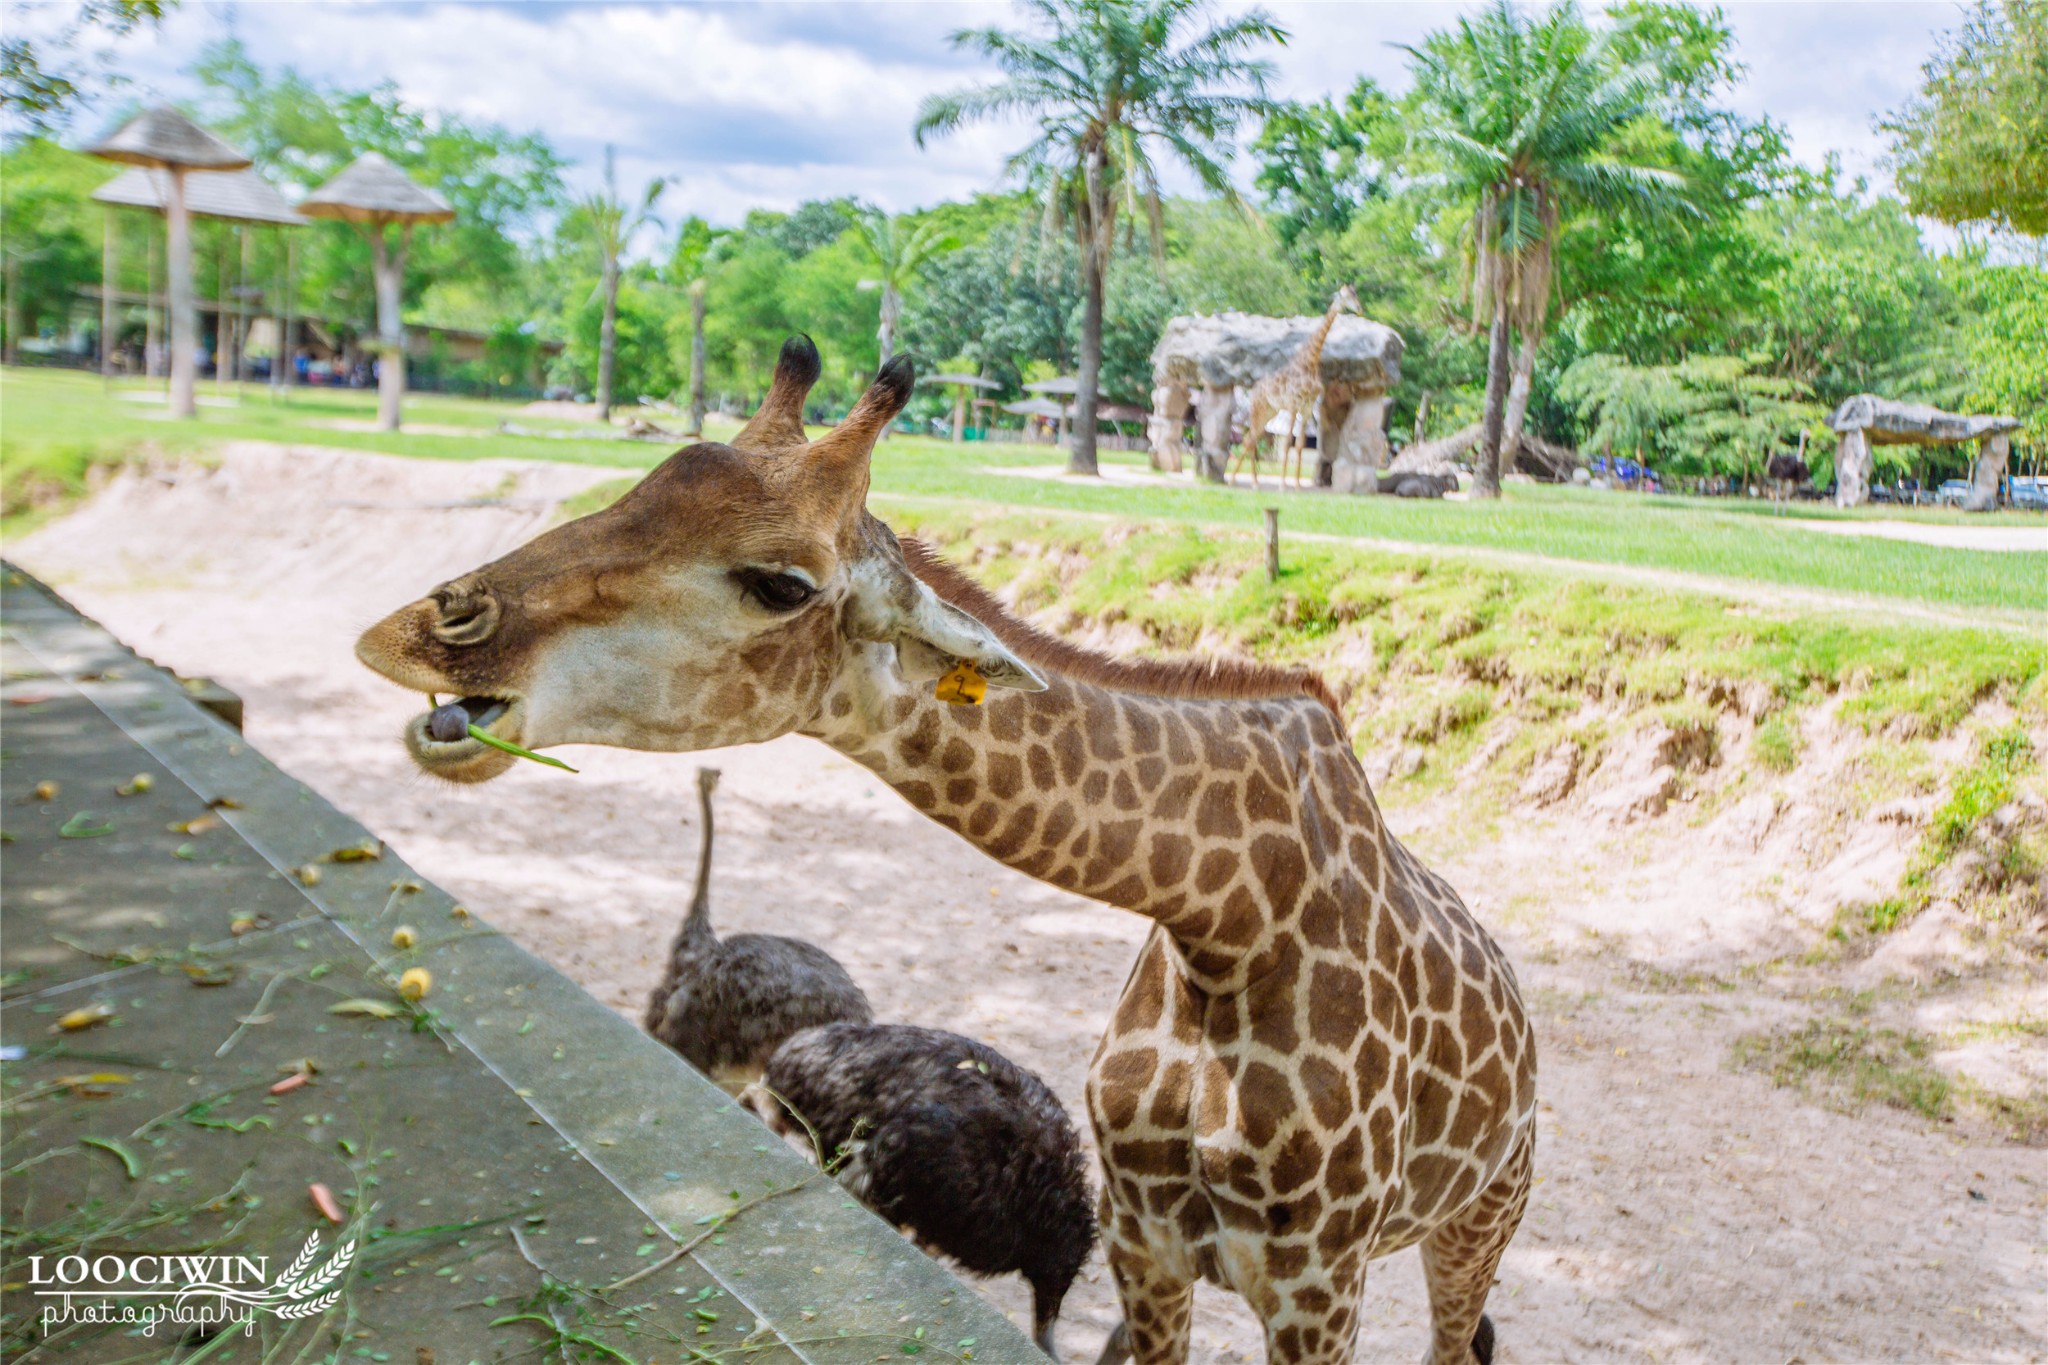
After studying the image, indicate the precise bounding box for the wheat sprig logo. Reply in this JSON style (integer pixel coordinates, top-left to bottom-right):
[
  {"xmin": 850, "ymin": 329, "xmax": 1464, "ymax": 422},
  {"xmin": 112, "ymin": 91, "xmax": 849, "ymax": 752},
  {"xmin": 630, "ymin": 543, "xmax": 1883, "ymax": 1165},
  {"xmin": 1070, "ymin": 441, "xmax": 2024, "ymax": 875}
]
[{"xmin": 176, "ymin": 1231, "xmax": 354, "ymax": 1319}]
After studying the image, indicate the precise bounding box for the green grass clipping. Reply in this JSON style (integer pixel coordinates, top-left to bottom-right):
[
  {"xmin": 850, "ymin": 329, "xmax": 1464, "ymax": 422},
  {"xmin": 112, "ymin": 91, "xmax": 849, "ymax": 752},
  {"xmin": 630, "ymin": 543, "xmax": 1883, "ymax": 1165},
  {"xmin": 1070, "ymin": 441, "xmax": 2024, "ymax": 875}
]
[{"xmin": 468, "ymin": 724, "xmax": 578, "ymax": 773}]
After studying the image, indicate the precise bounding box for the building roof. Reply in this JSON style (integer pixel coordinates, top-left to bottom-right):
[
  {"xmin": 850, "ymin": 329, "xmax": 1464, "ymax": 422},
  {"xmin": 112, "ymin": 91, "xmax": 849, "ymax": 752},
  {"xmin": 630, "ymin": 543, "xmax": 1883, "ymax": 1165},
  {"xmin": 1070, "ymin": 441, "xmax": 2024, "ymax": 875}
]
[
  {"xmin": 300, "ymin": 152, "xmax": 456, "ymax": 224},
  {"xmin": 84, "ymin": 106, "xmax": 251, "ymax": 171},
  {"xmin": 92, "ymin": 166, "xmax": 306, "ymax": 227}
]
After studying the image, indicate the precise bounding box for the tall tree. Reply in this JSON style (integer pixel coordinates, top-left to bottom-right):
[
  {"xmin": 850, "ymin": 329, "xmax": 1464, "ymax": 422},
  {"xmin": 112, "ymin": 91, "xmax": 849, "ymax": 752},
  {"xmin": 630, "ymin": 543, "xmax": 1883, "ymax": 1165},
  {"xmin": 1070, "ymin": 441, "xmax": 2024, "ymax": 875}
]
[
  {"xmin": 1252, "ymin": 77, "xmax": 1399, "ymax": 254},
  {"xmin": 841, "ymin": 203, "xmax": 958, "ymax": 365},
  {"xmin": 669, "ymin": 215, "xmax": 723, "ymax": 436},
  {"xmin": 2, "ymin": 0, "xmax": 171, "ymax": 132},
  {"xmin": 567, "ymin": 146, "xmax": 667, "ymax": 423},
  {"xmin": 1885, "ymin": 0, "xmax": 2047, "ymax": 238},
  {"xmin": 1402, "ymin": 0, "xmax": 1690, "ymax": 497},
  {"xmin": 915, "ymin": 0, "xmax": 1285, "ymax": 476}
]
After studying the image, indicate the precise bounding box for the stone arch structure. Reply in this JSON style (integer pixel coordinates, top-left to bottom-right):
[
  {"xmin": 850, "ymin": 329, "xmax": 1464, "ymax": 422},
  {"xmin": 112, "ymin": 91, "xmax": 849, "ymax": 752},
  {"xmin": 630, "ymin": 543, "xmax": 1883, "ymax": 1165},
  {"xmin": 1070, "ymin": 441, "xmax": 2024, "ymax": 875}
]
[
  {"xmin": 1828, "ymin": 394, "xmax": 2022, "ymax": 511},
  {"xmin": 1149, "ymin": 311, "xmax": 1402, "ymax": 491}
]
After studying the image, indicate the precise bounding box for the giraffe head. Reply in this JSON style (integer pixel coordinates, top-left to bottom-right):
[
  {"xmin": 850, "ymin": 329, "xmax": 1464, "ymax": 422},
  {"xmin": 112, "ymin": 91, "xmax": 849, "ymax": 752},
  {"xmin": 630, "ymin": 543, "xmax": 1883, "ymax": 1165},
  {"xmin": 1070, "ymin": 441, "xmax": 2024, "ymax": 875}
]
[
  {"xmin": 1331, "ymin": 282, "xmax": 1361, "ymax": 316},
  {"xmin": 355, "ymin": 336, "xmax": 1045, "ymax": 782}
]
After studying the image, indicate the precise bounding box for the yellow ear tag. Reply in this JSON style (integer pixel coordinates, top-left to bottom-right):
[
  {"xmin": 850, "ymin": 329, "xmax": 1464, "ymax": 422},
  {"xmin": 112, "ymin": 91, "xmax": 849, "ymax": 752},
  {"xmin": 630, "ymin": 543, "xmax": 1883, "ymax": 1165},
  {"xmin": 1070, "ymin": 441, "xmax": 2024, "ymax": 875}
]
[{"xmin": 934, "ymin": 659, "xmax": 987, "ymax": 706}]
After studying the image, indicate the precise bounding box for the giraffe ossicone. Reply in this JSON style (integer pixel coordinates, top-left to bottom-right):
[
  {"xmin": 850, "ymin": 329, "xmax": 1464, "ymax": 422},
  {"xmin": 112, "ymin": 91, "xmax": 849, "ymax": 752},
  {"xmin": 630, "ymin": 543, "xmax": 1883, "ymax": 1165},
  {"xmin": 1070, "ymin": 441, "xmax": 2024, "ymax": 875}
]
[{"xmin": 357, "ymin": 337, "xmax": 1537, "ymax": 1365}]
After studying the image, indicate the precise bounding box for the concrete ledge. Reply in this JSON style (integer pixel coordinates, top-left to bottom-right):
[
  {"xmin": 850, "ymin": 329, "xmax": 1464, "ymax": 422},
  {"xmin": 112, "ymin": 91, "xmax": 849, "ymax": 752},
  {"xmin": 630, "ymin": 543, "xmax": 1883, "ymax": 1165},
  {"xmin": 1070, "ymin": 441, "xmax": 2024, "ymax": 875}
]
[{"xmin": 1, "ymin": 563, "xmax": 1039, "ymax": 1362}]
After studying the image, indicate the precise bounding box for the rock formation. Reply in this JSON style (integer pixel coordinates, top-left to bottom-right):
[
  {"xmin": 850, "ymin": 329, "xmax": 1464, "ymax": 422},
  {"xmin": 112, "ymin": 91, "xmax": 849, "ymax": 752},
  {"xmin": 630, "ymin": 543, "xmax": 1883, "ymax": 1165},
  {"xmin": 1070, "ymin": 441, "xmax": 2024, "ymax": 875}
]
[
  {"xmin": 1149, "ymin": 311, "xmax": 1402, "ymax": 490},
  {"xmin": 1827, "ymin": 394, "xmax": 2021, "ymax": 511}
]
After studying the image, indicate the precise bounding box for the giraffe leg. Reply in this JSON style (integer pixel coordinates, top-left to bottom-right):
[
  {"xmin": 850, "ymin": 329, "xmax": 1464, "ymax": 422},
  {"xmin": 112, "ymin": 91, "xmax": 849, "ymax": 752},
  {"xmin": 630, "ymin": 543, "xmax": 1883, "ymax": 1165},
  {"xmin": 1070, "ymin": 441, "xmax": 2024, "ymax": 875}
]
[
  {"xmin": 1099, "ymin": 1232, "xmax": 1195, "ymax": 1365},
  {"xmin": 1233, "ymin": 399, "xmax": 1265, "ymax": 489},
  {"xmin": 1418, "ymin": 1125, "xmax": 1534, "ymax": 1365},
  {"xmin": 1258, "ymin": 1272, "xmax": 1365, "ymax": 1365}
]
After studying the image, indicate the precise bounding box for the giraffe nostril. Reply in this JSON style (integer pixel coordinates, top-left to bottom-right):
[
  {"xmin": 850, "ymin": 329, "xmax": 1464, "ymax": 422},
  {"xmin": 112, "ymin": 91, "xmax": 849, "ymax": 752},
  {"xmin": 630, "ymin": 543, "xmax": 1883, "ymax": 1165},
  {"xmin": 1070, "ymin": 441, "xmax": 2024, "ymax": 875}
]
[{"xmin": 431, "ymin": 591, "xmax": 500, "ymax": 646}]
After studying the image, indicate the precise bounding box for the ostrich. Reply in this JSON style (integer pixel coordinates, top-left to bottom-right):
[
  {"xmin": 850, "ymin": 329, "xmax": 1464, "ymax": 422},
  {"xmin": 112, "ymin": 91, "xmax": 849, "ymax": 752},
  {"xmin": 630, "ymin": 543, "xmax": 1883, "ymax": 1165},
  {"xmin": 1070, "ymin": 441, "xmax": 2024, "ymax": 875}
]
[
  {"xmin": 643, "ymin": 769, "xmax": 872, "ymax": 1090},
  {"xmin": 752, "ymin": 1022, "xmax": 1096, "ymax": 1361},
  {"xmin": 1766, "ymin": 449, "xmax": 1810, "ymax": 508}
]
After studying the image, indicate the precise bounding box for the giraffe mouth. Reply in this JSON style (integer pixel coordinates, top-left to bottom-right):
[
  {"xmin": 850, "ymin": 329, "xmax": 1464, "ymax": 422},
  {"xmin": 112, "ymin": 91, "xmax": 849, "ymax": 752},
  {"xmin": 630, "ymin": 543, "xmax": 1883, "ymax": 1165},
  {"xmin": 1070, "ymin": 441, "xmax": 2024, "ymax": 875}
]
[{"xmin": 402, "ymin": 694, "xmax": 525, "ymax": 783}]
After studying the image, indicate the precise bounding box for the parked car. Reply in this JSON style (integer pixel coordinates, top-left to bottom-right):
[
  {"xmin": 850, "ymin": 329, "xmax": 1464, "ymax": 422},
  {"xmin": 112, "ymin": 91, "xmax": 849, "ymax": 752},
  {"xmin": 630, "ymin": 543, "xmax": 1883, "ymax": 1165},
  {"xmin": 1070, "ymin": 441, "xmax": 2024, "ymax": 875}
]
[
  {"xmin": 2009, "ymin": 478, "xmax": 2048, "ymax": 512},
  {"xmin": 1935, "ymin": 479, "xmax": 1972, "ymax": 506}
]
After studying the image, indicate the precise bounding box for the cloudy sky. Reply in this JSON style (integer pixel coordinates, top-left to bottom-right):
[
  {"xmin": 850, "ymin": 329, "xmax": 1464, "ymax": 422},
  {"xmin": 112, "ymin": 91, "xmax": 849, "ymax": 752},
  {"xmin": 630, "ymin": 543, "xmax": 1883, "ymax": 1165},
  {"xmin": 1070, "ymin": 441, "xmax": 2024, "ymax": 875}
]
[{"xmin": 29, "ymin": 0, "xmax": 1960, "ymax": 226}]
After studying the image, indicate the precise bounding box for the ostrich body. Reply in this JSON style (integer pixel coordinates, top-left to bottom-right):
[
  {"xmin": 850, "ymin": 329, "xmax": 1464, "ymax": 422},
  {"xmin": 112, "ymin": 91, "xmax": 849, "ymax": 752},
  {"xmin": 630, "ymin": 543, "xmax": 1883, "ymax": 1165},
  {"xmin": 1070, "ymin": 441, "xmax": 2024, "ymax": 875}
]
[
  {"xmin": 756, "ymin": 1022, "xmax": 1096, "ymax": 1360},
  {"xmin": 644, "ymin": 769, "xmax": 871, "ymax": 1090}
]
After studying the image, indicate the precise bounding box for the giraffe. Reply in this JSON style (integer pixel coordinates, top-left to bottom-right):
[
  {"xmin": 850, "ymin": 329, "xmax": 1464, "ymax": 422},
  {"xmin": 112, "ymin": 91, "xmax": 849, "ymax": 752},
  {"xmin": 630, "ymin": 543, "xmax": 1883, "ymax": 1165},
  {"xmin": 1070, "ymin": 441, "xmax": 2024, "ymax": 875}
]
[
  {"xmin": 356, "ymin": 336, "xmax": 1538, "ymax": 1365},
  {"xmin": 1231, "ymin": 285, "xmax": 1361, "ymax": 491}
]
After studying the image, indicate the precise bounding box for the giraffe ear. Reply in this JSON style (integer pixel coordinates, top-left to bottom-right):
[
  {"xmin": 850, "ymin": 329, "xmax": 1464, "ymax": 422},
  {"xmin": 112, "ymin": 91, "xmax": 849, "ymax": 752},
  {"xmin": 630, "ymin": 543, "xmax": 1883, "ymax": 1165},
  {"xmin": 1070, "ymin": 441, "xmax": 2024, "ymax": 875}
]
[{"xmin": 843, "ymin": 556, "xmax": 1046, "ymax": 692}]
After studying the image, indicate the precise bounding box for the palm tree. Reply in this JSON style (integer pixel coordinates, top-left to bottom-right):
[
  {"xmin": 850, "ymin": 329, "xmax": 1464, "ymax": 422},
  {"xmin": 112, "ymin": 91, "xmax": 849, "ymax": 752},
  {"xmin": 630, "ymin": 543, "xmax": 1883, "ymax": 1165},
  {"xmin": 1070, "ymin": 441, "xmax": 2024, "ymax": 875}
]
[
  {"xmin": 570, "ymin": 145, "xmax": 666, "ymax": 423},
  {"xmin": 842, "ymin": 203, "xmax": 958, "ymax": 366},
  {"xmin": 1402, "ymin": 0, "xmax": 1690, "ymax": 497},
  {"xmin": 916, "ymin": 0, "xmax": 1285, "ymax": 476}
]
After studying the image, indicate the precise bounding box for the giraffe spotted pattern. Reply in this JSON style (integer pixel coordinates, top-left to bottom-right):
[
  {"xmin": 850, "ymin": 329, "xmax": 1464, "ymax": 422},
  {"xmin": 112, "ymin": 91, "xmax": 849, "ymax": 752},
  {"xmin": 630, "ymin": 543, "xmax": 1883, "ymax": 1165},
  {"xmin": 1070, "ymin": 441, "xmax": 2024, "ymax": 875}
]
[{"xmin": 806, "ymin": 656, "xmax": 1537, "ymax": 1365}]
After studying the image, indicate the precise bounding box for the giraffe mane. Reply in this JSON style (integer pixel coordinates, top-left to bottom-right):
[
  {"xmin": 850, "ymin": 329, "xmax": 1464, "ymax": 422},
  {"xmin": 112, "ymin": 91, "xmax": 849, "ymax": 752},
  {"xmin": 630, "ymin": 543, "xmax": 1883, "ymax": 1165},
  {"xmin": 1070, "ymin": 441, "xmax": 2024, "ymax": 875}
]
[{"xmin": 901, "ymin": 538, "xmax": 1345, "ymax": 722}]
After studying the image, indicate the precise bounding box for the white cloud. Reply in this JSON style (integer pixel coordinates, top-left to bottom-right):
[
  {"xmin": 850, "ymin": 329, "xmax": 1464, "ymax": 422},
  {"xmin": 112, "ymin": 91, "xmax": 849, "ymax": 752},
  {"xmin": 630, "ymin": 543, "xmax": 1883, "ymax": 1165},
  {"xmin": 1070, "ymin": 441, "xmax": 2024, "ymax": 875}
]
[{"xmin": 36, "ymin": 0, "xmax": 1954, "ymax": 225}]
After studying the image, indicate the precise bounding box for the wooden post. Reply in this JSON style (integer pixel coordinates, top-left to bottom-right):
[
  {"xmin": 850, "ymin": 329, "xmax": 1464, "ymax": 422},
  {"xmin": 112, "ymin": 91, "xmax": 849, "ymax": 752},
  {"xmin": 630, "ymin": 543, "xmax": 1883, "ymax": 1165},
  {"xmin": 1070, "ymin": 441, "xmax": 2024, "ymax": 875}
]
[
  {"xmin": 686, "ymin": 278, "xmax": 707, "ymax": 437},
  {"xmin": 282, "ymin": 234, "xmax": 296, "ymax": 392},
  {"xmin": 146, "ymin": 219, "xmax": 161, "ymax": 380},
  {"xmin": 165, "ymin": 168, "xmax": 197, "ymax": 418},
  {"xmin": 214, "ymin": 226, "xmax": 230, "ymax": 397},
  {"xmin": 236, "ymin": 224, "xmax": 251, "ymax": 384},
  {"xmin": 1264, "ymin": 507, "xmax": 1280, "ymax": 583},
  {"xmin": 101, "ymin": 205, "xmax": 117, "ymax": 381},
  {"xmin": 950, "ymin": 386, "xmax": 965, "ymax": 444},
  {"xmin": 372, "ymin": 221, "xmax": 412, "ymax": 432}
]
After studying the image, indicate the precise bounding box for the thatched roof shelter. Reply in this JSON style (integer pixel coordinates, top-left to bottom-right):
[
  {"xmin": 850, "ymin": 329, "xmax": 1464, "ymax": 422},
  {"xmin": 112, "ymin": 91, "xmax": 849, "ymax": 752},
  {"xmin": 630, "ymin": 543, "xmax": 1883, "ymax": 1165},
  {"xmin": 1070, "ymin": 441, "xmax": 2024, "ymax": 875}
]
[
  {"xmin": 84, "ymin": 106, "xmax": 250, "ymax": 172},
  {"xmin": 1004, "ymin": 397, "xmax": 1070, "ymax": 419},
  {"xmin": 919, "ymin": 373, "xmax": 999, "ymax": 443},
  {"xmin": 84, "ymin": 107, "xmax": 253, "ymax": 417},
  {"xmin": 299, "ymin": 153, "xmax": 455, "ymax": 431},
  {"xmin": 92, "ymin": 166, "xmax": 304, "ymax": 226},
  {"xmin": 299, "ymin": 151, "xmax": 455, "ymax": 224}
]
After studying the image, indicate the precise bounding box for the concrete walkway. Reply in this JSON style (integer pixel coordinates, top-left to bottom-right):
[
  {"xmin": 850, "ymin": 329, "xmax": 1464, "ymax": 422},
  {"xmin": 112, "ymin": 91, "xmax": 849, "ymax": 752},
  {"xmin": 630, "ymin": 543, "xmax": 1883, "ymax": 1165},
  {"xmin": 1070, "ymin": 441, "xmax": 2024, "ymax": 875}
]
[{"xmin": 0, "ymin": 565, "xmax": 1035, "ymax": 1362}]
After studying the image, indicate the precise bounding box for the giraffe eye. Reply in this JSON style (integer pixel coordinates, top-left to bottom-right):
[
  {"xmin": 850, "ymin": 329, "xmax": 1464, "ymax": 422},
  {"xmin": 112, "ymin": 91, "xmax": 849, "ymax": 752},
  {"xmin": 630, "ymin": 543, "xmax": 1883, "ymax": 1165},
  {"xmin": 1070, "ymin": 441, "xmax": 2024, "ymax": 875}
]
[{"xmin": 738, "ymin": 569, "xmax": 816, "ymax": 612}]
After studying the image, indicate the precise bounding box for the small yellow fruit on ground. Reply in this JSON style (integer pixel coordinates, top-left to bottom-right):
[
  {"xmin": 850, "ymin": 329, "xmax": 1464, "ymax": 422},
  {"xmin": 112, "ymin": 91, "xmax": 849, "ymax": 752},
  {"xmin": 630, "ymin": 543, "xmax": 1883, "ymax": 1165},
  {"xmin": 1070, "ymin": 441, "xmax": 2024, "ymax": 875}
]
[
  {"xmin": 56, "ymin": 1005, "xmax": 114, "ymax": 1031},
  {"xmin": 390, "ymin": 926, "xmax": 418, "ymax": 949},
  {"xmin": 398, "ymin": 968, "xmax": 432, "ymax": 1001}
]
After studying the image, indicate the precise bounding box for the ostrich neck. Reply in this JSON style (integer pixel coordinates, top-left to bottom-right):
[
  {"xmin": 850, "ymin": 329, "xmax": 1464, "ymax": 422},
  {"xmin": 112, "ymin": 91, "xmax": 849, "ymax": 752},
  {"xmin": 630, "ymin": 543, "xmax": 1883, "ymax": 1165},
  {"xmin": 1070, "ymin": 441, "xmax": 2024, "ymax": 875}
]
[{"xmin": 803, "ymin": 647, "xmax": 1380, "ymax": 984}]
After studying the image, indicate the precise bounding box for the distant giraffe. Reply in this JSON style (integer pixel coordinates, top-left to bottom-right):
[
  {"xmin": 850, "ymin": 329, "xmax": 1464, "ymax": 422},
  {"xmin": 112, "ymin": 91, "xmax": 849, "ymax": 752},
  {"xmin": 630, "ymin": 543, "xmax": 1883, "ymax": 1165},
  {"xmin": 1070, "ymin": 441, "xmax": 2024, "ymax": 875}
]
[{"xmin": 1231, "ymin": 285, "xmax": 1360, "ymax": 490}]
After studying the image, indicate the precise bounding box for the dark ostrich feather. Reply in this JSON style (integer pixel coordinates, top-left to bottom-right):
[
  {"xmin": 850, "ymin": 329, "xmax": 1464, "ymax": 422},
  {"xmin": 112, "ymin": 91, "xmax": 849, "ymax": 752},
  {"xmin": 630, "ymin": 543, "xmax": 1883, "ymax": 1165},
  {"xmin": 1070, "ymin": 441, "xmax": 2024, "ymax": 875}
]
[
  {"xmin": 758, "ymin": 1022, "xmax": 1097, "ymax": 1361},
  {"xmin": 644, "ymin": 769, "xmax": 871, "ymax": 1089}
]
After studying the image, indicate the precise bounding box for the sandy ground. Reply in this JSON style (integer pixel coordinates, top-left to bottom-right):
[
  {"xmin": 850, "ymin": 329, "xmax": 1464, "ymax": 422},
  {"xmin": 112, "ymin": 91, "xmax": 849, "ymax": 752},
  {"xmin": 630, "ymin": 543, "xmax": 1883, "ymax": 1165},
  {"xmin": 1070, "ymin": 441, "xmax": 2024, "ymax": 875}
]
[
  {"xmin": 13, "ymin": 444, "xmax": 2044, "ymax": 1363},
  {"xmin": 1788, "ymin": 517, "xmax": 2048, "ymax": 553}
]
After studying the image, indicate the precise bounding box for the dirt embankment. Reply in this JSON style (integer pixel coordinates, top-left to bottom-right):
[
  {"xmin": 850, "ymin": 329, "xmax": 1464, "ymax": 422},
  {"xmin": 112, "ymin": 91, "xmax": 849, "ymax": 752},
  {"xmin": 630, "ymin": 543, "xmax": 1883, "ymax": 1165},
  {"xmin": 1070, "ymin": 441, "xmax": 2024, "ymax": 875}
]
[{"xmin": 14, "ymin": 444, "xmax": 2046, "ymax": 1363}]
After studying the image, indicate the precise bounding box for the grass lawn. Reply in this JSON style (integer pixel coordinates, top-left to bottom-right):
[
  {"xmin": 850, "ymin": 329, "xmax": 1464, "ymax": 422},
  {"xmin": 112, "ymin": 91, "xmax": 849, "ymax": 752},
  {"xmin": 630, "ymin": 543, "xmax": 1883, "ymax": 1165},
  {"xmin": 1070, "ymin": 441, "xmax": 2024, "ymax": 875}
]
[{"xmin": 4, "ymin": 365, "xmax": 2043, "ymax": 623}]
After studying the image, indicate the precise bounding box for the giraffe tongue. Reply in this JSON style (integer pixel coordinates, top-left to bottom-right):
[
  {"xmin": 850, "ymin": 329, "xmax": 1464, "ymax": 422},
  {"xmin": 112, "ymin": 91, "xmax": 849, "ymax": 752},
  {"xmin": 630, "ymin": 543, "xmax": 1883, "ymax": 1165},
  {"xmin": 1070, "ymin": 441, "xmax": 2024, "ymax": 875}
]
[{"xmin": 458, "ymin": 697, "xmax": 508, "ymax": 731}]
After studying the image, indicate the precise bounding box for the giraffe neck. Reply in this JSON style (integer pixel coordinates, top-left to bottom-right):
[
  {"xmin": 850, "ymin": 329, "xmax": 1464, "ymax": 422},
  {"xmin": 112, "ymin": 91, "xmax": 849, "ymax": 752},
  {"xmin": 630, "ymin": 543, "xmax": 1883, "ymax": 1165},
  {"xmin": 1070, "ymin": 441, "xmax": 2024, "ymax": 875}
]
[
  {"xmin": 1300, "ymin": 297, "xmax": 1344, "ymax": 371},
  {"xmin": 803, "ymin": 645, "xmax": 1384, "ymax": 986}
]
